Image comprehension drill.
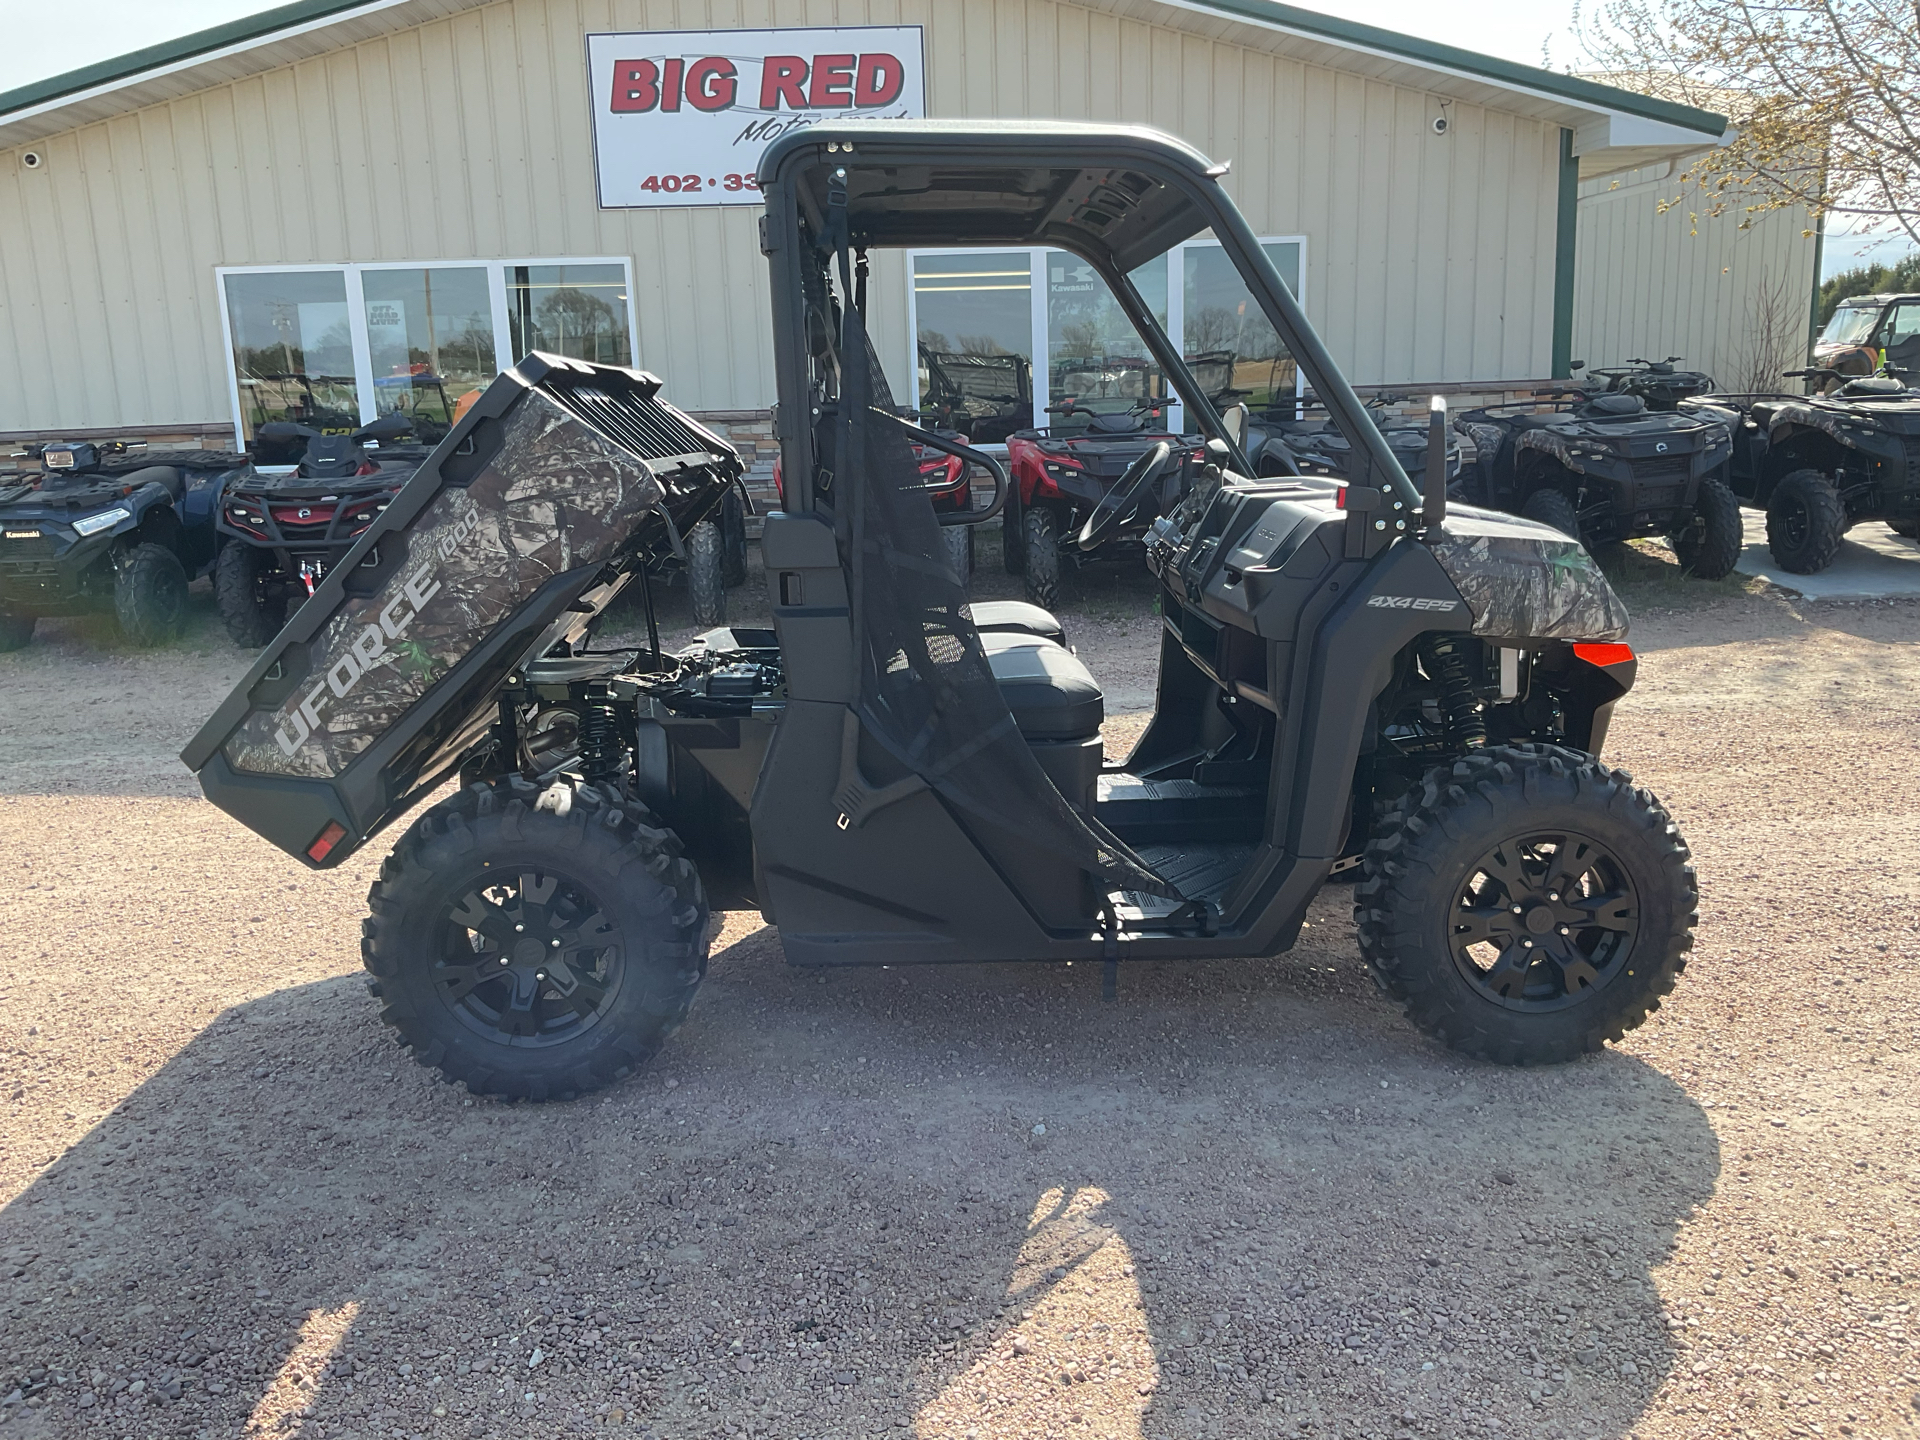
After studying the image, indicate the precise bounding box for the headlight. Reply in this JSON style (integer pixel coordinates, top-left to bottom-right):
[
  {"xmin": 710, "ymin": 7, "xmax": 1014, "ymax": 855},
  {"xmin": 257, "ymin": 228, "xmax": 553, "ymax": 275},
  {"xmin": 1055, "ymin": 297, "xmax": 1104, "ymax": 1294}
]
[{"xmin": 71, "ymin": 506, "xmax": 131, "ymax": 537}]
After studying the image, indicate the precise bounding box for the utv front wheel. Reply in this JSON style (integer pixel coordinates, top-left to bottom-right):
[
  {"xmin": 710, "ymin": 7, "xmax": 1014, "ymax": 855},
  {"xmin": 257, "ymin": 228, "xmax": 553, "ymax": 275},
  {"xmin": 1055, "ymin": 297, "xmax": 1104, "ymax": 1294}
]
[
  {"xmin": 213, "ymin": 543, "xmax": 286, "ymax": 647},
  {"xmin": 113, "ymin": 542, "xmax": 189, "ymax": 646},
  {"xmin": 687, "ymin": 519, "xmax": 727, "ymax": 628},
  {"xmin": 1023, "ymin": 504, "xmax": 1062, "ymax": 609},
  {"xmin": 362, "ymin": 777, "xmax": 710, "ymax": 1101},
  {"xmin": 1354, "ymin": 745, "xmax": 1695, "ymax": 1065},
  {"xmin": 1520, "ymin": 487, "xmax": 1581, "ymax": 540},
  {"xmin": 1765, "ymin": 469, "xmax": 1847, "ymax": 574},
  {"xmin": 0, "ymin": 609, "xmax": 34, "ymax": 652},
  {"xmin": 1668, "ymin": 476, "xmax": 1743, "ymax": 579}
]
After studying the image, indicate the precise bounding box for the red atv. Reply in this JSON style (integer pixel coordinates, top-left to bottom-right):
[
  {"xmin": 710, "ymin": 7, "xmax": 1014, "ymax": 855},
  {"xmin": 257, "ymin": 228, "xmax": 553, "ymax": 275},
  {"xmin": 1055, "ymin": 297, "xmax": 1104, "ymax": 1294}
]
[{"xmin": 774, "ymin": 422, "xmax": 978, "ymax": 585}]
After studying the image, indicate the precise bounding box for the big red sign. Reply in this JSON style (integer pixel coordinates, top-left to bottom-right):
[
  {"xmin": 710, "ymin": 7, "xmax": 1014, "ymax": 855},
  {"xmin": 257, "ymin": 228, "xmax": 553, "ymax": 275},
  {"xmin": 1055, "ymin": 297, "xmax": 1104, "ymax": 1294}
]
[{"xmin": 586, "ymin": 27, "xmax": 926, "ymax": 208}]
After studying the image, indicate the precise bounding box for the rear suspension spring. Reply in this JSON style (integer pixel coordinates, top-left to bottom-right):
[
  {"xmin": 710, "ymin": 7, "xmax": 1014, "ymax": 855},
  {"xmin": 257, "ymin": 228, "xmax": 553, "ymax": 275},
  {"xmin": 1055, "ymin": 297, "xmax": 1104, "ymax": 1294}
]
[
  {"xmin": 578, "ymin": 688, "xmax": 624, "ymax": 785},
  {"xmin": 1422, "ymin": 636, "xmax": 1487, "ymax": 749}
]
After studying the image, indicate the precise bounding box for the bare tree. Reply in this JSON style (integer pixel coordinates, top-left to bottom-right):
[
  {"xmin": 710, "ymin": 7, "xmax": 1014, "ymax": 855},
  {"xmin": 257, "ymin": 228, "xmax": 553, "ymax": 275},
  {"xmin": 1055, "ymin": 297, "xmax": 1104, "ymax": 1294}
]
[
  {"xmin": 1576, "ymin": 0, "xmax": 1920, "ymax": 249},
  {"xmin": 1726, "ymin": 265, "xmax": 1807, "ymax": 392}
]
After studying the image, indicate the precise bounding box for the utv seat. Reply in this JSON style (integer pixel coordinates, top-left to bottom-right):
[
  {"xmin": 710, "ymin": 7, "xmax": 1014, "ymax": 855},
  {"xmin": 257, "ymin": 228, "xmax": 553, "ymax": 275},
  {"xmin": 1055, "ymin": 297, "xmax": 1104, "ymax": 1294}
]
[
  {"xmin": 979, "ymin": 630, "xmax": 1104, "ymax": 809},
  {"xmin": 970, "ymin": 599, "xmax": 1067, "ymax": 647}
]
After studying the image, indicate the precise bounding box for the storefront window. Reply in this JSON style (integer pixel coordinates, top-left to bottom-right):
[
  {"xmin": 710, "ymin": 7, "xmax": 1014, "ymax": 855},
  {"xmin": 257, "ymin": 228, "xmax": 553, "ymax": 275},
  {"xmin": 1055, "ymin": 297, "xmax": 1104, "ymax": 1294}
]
[
  {"xmin": 222, "ymin": 270, "xmax": 360, "ymax": 441},
  {"xmin": 362, "ymin": 266, "xmax": 497, "ymax": 441},
  {"xmin": 508, "ymin": 264, "xmax": 631, "ymax": 366},
  {"xmin": 219, "ymin": 259, "xmax": 634, "ymax": 448},
  {"xmin": 1045, "ymin": 252, "xmax": 1168, "ymax": 432},
  {"xmin": 912, "ymin": 252, "xmax": 1033, "ymax": 444},
  {"xmin": 1183, "ymin": 240, "xmax": 1302, "ymax": 412}
]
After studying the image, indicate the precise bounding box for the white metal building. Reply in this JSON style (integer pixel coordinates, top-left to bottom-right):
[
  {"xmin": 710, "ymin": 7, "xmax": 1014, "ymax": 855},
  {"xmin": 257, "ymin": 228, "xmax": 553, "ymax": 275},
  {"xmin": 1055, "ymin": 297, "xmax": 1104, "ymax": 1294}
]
[{"xmin": 0, "ymin": 0, "xmax": 1807, "ymax": 453}]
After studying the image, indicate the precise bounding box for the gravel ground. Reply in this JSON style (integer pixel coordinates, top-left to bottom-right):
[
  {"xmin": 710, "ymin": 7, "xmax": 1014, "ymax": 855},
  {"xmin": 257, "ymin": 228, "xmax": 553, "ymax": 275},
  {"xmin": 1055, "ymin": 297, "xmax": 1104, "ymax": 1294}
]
[{"xmin": 0, "ymin": 540, "xmax": 1916, "ymax": 1440}]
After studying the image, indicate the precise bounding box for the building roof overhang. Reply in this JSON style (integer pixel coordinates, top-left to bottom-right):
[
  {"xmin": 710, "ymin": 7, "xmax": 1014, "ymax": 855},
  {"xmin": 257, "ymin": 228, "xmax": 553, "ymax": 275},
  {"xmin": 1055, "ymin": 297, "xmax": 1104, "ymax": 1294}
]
[{"xmin": 0, "ymin": 0, "xmax": 1729, "ymax": 174}]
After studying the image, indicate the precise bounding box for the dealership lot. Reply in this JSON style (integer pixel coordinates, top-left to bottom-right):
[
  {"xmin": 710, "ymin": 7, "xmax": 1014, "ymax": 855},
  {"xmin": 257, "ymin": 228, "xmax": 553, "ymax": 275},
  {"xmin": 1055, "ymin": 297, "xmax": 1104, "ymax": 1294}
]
[{"xmin": 1, "ymin": 563, "xmax": 1915, "ymax": 1440}]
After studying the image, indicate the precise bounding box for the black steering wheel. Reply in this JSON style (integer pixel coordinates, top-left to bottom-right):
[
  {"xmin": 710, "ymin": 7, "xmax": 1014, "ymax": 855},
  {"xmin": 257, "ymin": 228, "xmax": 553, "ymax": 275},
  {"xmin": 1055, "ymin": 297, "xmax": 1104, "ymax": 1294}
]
[{"xmin": 1074, "ymin": 440, "xmax": 1175, "ymax": 552}]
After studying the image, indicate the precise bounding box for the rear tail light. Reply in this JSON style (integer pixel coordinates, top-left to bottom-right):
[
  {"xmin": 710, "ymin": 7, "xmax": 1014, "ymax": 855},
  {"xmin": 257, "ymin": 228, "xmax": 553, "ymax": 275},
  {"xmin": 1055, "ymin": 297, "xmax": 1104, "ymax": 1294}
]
[
  {"xmin": 1573, "ymin": 642, "xmax": 1634, "ymax": 667},
  {"xmin": 306, "ymin": 821, "xmax": 348, "ymax": 862}
]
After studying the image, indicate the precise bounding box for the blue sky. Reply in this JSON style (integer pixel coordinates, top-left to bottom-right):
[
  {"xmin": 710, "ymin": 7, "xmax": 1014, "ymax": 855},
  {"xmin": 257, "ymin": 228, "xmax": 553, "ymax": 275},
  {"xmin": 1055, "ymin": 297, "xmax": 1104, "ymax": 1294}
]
[{"xmin": 6, "ymin": 0, "xmax": 1908, "ymax": 277}]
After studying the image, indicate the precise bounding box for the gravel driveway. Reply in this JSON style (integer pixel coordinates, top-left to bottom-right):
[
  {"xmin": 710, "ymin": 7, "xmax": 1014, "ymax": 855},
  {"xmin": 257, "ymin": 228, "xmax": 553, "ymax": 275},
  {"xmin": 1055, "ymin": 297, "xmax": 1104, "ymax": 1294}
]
[{"xmin": 0, "ymin": 551, "xmax": 1914, "ymax": 1440}]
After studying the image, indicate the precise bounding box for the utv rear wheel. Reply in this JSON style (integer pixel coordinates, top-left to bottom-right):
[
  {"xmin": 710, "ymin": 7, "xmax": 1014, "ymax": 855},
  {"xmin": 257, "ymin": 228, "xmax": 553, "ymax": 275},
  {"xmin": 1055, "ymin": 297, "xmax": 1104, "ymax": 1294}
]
[
  {"xmin": 1354, "ymin": 744, "xmax": 1695, "ymax": 1065},
  {"xmin": 687, "ymin": 519, "xmax": 727, "ymax": 628},
  {"xmin": 0, "ymin": 609, "xmax": 33, "ymax": 652},
  {"xmin": 362, "ymin": 777, "xmax": 710, "ymax": 1101},
  {"xmin": 113, "ymin": 542, "xmax": 188, "ymax": 646},
  {"xmin": 943, "ymin": 524, "xmax": 974, "ymax": 591},
  {"xmin": 213, "ymin": 543, "xmax": 286, "ymax": 647},
  {"xmin": 1668, "ymin": 476, "xmax": 1743, "ymax": 579},
  {"xmin": 1022, "ymin": 504, "xmax": 1062, "ymax": 609},
  {"xmin": 1520, "ymin": 487, "xmax": 1581, "ymax": 540},
  {"xmin": 1765, "ymin": 469, "xmax": 1847, "ymax": 574}
]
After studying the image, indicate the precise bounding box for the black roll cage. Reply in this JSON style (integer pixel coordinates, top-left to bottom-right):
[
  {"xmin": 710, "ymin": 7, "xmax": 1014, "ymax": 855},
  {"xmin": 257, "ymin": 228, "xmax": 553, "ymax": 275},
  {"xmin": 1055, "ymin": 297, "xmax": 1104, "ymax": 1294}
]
[{"xmin": 756, "ymin": 120, "xmax": 1422, "ymax": 517}]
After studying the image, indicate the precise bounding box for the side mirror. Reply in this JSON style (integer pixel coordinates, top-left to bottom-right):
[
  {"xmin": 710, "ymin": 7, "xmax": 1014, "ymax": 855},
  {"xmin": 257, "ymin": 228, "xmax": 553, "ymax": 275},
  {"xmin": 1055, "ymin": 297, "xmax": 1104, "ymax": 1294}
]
[{"xmin": 1221, "ymin": 402, "xmax": 1250, "ymax": 448}]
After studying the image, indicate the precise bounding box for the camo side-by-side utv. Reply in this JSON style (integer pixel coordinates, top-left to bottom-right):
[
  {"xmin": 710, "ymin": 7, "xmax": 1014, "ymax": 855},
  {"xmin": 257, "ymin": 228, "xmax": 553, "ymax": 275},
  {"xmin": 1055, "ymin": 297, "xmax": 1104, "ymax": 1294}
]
[
  {"xmin": 1, "ymin": 439, "xmax": 243, "ymax": 649},
  {"xmin": 183, "ymin": 121, "xmax": 1696, "ymax": 1101}
]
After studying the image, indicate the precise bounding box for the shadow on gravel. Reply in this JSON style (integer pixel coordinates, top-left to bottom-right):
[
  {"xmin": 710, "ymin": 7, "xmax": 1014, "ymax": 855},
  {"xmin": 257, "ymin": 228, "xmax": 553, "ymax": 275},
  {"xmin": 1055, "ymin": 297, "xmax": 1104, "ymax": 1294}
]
[{"xmin": 0, "ymin": 907, "xmax": 1717, "ymax": 1440}]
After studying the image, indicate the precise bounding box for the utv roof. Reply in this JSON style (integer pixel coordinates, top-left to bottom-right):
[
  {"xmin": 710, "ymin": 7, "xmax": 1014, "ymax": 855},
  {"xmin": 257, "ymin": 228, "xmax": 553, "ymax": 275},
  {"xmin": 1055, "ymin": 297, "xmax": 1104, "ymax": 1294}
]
[
  {"xmin": 1833, "ymin": 294, "xmax": 1920, "ymax": 306},
  {"xmin": 760, "ymin": 120, "xmax": 1223, "ymax": 274}
]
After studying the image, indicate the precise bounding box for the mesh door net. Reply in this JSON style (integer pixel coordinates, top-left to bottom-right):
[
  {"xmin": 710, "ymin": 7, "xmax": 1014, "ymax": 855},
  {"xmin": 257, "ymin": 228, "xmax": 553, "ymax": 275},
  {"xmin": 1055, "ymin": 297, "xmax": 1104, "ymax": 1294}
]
[{"xmin": 835, "ymin": 309, "xmax": 1179, "ymax": 904}]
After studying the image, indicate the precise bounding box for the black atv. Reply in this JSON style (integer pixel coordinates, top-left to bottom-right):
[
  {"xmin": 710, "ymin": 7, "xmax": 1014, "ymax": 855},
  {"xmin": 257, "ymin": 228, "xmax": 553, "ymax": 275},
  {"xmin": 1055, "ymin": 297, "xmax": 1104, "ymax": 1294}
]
[
  {"xmin": 1588, "ymin": 357, "xmax": 1717, "ymax": 411},
  {"xmin": 214, "ymin": 412, "xmax": 433, "ymax": 646},
  {"xmin": 1682, "ymin": 368, "xmax": 1920, "ymax": 571},
  {"xmin": 0, "ymin": 438, "xmax": 242, "ymax": 650},
  {"xmin": 1456, "ymin": 380, "xmax": 1741, "ymax": 579},
  {"xmin": 1244, "ymin": 391, "xmax": 1463, "ymax": 492},
  {"xmin": 185, "ymin": 121, "xmax": 1697, "ymax": 1102}
]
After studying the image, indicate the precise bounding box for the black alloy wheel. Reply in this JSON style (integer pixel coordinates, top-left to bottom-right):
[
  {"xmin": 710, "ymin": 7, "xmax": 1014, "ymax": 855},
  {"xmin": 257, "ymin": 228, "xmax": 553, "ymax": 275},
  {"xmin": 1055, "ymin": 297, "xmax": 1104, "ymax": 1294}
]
[
  {"xmin": 1447, "ymin": 831, "xmax": 1639, "ymax": 1011},
  {"xmin": 437, "ymin": 867, "xmax": 626, "ymax": 1047}
]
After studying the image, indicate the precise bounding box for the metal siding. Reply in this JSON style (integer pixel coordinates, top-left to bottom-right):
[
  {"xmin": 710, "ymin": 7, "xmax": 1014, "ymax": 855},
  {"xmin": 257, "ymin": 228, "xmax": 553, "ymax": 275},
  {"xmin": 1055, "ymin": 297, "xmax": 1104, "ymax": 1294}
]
[
  {"xmin": 1, "ymin": 0, "xmax": 1574, "ymax": 432},
  {"xmin": 1572, "ymin": 167, "xmax": 1816, "ymax": 385}
]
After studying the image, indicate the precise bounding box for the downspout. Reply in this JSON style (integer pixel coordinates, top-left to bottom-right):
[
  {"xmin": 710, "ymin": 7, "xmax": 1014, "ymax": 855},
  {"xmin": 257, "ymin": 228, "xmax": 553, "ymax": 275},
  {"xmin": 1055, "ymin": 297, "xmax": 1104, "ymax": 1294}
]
[
  {"xmin": 1806, "ymin": 207, "xmax": 1828, "ymax": 363},
  {"xmin": 1551, "ymin": 128, "xmax": 1579, "ymax": 379}
]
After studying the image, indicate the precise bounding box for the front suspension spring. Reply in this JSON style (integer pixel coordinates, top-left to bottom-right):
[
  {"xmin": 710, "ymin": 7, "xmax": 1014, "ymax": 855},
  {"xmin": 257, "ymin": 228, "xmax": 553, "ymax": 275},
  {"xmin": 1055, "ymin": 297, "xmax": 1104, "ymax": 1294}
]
[{"xmin": 1423, "ymin": 636, "xmax": 1487, "ymax": 749}]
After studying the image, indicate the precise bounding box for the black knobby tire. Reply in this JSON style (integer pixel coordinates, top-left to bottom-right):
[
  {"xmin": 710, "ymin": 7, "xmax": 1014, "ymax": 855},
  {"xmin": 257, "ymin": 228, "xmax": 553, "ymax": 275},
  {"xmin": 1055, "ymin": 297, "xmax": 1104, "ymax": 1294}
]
[
  {"xmin": 686, "ymin": 519, "xmax": 727, "ymax": 628},
  {"xmin": 1765, "ymin": 468, "xmax": 1847, "ymax": 575},
  {"xmin": 1887, "ymin": 519, "xmax": 1918, "ymax": 540},
  {"xmin": 1022, "ymin": 504, "xmax": 1062, "ymax": 609},
  {"xmin": 213, "ymin": 543, "xmax": 286, "ymax": 648},
  {"xmin": 1002, "ymin": 486, "xmax": 1026, "ymax": 575},
  {"xmin": 112, "ymin": 542, "xmax": 188, "ymax": 646},
  {"xmin": 1519, "ymin": 487, "xmax": 1581, "ymax": 539},
  {"xmin": 943, "ymin": 524, "xmax": 974, "ymax": 591},
  {"xmin": 721, "ymin": 487, "xmax": 749, "ymax": 588},
  {"xmin": 1354, "ymin": 744, "xmax": 1696, "ymax": 1065},
  {"xmin": 362, "ymin": 777, "xmax": 711, "ymax": 1101},
  {"xmin": 1668, "ymin": 475, "xmax": 1744, "ymax": 580},
  {"xmin": 0, "ymin": 609, "xmax": 34, "ymax": 652}
]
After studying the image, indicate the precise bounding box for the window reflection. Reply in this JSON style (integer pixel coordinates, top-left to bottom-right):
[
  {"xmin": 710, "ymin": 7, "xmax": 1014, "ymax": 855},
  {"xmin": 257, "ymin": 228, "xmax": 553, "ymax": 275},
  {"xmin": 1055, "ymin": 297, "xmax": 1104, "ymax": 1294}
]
[
  {"xmin": 362, "ymin": 267, "xmax": 497, "ymax": 441},
  {"xmin": 508, "ymin": 265, "xmax": 631, "ymax": 366},
  {"xmin": 222, "ymin": 271, "xmax": 359, "ymax": 442},
  {"xmin": 913, "ymin": 252, "xmax": 1033, "ymax": 443},
  {"xmin": 1046, "ymin": 252, "xmax": 1168, "ymax": 433},
  {"xmin": 1184, "ymin": 241, "xmax": 1301, "ymax": 412}
]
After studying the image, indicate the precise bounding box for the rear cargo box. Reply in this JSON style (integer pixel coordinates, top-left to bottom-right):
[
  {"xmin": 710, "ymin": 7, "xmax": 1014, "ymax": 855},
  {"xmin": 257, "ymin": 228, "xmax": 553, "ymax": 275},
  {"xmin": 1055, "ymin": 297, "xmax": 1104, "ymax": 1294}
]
[{"xmin": 180, "ymin": 353, "xmax": 740, "ymax": 867}]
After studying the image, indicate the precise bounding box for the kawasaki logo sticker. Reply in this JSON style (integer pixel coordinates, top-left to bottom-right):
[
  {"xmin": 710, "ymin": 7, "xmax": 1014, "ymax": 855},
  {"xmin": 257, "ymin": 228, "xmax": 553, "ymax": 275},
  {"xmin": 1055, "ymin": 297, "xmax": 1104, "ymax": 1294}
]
[{"xmin": 272, "ymin": 501, "xmax": 483, "ymax": 757}]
